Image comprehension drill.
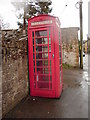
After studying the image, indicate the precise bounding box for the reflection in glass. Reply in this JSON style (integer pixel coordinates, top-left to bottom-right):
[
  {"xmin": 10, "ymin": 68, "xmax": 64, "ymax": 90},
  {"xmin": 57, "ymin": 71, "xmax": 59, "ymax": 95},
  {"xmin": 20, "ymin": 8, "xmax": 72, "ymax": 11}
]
[
  {"xmin": 37, "ymin": 75, "xmax": 49, "ymax": 89},
  {"xmin": 37, "ymin": 67, "xmax": 49, "ymax": 74},
  {"xmin": 33, "ymin": 46, "xmax": 34, "ymax": 52},
  {"xmin": 32, "ymin": 32, "xmax": 34, "ymax": 37},
  {"xmin": 35, "ymin": 30, "xmax": 47, "ymax": 37},
  {"xmin": 36, "ymin": 38, "xmax": 48, "ymax": 44},
  {"xmin": 36, "ymin": 46, "xmax": 48, "ymax": 52},
  {"xmin": 34, "ymin": 75, "xmax": 36, "ymax": 88},
  {"xmin": 35, "ymin": 53, "xmax": 48, "ymax": 59},
  {"xmin": 33, "ymin": 60, "xmax": 48, "ymax": 66},
  {"xmin": 33, "ymin": 39, "xmax": 34, "ymax": 45}
]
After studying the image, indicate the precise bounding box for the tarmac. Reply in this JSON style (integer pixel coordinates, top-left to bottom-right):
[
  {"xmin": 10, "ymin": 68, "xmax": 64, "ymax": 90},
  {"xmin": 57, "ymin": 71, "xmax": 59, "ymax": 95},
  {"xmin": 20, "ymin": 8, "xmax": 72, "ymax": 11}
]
[{"xmin": 3, "ymin": 66, "xmax": 88, "ymax": 118}]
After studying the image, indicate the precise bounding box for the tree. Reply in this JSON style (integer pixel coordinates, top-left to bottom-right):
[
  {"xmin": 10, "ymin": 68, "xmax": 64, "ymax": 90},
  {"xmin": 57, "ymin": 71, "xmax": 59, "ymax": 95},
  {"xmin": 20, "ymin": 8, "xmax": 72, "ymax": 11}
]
[
  {"xmin": 35, "ymin": 0, "xmax": 52, "ymax": 14},
  {"xmin": 0, "ymin": 16, "xmax": 10, "ymax": 30},
  {"xmin": 11, "ymin": 0, "xmax": 52, "ymax": 30}
]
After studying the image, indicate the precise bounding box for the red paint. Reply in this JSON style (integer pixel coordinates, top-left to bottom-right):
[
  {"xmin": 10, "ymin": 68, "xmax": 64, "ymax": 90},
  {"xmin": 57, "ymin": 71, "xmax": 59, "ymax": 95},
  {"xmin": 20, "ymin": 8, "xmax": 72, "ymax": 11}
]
[{"xmin": 28, "ymin": 14, "xmax": 63, "ymax": 98}]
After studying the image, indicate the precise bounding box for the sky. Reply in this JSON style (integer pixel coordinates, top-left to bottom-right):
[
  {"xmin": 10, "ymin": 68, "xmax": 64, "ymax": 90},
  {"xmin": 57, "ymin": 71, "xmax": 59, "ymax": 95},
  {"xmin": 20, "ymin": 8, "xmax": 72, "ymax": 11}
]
[{"xmin": 0, "ymin": 0, "xmax": 89, "ymax": 40}]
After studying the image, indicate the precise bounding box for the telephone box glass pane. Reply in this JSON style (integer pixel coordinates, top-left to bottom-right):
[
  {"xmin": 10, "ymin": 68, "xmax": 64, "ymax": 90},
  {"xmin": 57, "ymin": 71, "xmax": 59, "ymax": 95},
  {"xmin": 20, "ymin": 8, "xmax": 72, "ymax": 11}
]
[
  {"xmin": 36, "ymin": 46, "xmax": 49, "ymax": 52},
  {"xmin": 37, "ymin": 67, "xmax": 49, "ymax": 74},
  {"xmin": 36, "ymin": 53, "xmax": 48, "ymax": 59},
  {"xmin": 36, "ymin": 38, "xmax": 48, "ymax": 45},
  {"xmin": 33, "ymin": 46, "xmax": 35, "ymax": 52},
  {"xmin": 34, "ymin": 75, "xmax": 49, "ymax": 89},
  {"xmin": 32, "ymin": 32, "xmax": 34, "ymax": 37},
  {"xmin": 59, "ymin": 32, "xmax": 62, "ymax": 85},
  {"xmin": 35, "ymin": 31, "xmax": 47, "ymax": 37},
  {"xmin": 34, "ymin": 75, "xmax": 36, "ymax": 88}
]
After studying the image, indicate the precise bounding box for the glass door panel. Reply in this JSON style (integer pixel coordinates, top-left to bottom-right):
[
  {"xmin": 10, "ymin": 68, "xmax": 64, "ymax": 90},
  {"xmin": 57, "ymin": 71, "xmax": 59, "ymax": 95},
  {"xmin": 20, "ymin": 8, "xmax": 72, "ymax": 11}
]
[{"xmin": 32, "ymin": 29, "xmax": 53, "ymax": 90}]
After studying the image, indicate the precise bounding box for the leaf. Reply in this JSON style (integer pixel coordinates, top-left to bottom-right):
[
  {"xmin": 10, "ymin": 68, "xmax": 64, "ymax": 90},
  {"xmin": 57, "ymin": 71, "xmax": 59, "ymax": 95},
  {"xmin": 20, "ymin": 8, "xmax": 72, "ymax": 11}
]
[{"xmin": 11, "ymin": 0, "xmax": 52, "ymax": 29}]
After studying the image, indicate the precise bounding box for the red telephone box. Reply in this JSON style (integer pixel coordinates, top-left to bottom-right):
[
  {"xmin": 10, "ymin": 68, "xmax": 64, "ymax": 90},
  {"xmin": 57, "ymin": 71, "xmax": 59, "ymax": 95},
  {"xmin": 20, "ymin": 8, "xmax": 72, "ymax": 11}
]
[{"xmin": 28, "ymin": 14, "xmax": 63, "ymax": 98}]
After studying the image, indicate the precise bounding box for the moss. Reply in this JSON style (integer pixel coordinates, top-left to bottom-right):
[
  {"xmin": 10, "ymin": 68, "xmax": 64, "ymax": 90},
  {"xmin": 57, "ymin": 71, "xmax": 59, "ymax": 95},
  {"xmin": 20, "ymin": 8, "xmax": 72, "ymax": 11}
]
[
  {"xmin": 70, "ymin": 44, "xmax": 72, "ymax": 49},
  {"xmin": 88, "ymin": 49, "xmax": 90, "ymax": 53},
  {"xmin": 62, "ymin": 63, "xmax": 73, "ymax": 69}
]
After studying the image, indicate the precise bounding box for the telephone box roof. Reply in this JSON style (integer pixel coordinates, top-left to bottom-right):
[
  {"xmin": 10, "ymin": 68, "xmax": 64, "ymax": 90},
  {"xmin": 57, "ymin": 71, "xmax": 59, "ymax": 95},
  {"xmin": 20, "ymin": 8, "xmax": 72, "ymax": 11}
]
[{"xmin": 28, "ymin": 14, "xmax": 57, "ymax": 21}]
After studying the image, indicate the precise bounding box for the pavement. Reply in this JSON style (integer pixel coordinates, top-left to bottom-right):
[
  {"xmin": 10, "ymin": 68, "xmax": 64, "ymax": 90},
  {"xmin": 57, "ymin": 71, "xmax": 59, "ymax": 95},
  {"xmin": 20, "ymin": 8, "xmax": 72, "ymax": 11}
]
[{"xmin": 3, "ymin": 54, "xmax": 89, "ymax": 118}]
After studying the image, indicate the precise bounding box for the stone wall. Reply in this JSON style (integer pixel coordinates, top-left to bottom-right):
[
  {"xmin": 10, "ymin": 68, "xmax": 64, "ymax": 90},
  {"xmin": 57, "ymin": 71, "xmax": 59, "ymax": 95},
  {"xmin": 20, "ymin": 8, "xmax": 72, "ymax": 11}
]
[
  {"xmin": 61, "ymin": 27, "xmax": 79, "ymax": 67},
  {"xmin": 84, "ymin": 41, "xmax": 88, "ymax": 53},
  {"xmin": 0, "ymin": 30, "xmax": 2, "ymax": 119},
  {"xmin": 88, "ymin": 39, "xmax": 90, "ymax": 53},
  {"xmin": 1, "ymin": 30, "xmax": 29, "ymax": 116}
]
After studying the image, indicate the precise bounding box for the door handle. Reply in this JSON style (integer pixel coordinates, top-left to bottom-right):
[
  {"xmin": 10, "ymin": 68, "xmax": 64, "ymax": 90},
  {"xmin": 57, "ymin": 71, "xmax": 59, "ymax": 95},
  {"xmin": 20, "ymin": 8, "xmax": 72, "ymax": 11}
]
[{"xmin": 52, "ymin": 54, "xmax": 54, "ymax": 58}]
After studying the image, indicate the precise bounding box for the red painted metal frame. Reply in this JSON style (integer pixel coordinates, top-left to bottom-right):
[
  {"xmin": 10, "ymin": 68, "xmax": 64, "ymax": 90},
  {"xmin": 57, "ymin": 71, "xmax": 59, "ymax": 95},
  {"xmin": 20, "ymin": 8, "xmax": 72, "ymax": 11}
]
[{"xmin": 28, "ymin": 14, "xmax": 63, "ymax": 98}]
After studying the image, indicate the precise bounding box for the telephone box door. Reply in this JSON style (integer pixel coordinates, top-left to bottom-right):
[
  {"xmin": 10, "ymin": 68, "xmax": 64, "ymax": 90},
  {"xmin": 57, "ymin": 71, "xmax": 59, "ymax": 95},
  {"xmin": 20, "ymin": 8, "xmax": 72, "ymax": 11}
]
[{"xmin": 30, "ymin": 27, "xmax": 55, "ymax": 97}]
